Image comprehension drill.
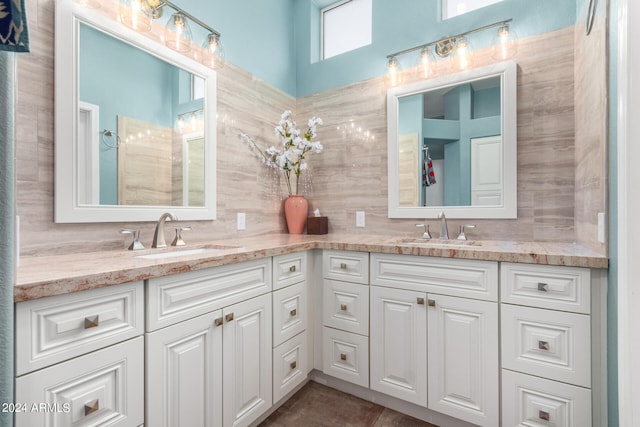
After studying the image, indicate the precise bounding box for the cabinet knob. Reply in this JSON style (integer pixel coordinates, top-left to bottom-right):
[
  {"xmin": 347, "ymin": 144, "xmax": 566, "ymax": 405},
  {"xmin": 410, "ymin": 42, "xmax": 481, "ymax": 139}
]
[
  {"xmin": 290, "ymin": 308, "xmax": 297, "ymax": 317},
  {"xmin": 289, "ymin": 265, "xmax": 297, "ymax": 273},
  {"xmin": 225, "ymin": 313, "xmax": 234, "ymax": 322},
  {"xmin": 340, "ymin": 353, "xmax": 347, "ymax": 361},
  {"xmin": 537, "ymin": 282, "xmax": 549, "ymax": 292},
  {"xmin": 214, "ymin": 317, "xmax": 223, "ymax": 327},
  {"xmin": 339, "ymin": 263, "xmax": 347, "ymax": 270},
  {"xmin": 290, "ymin": 361, "xmax": 297, "ymax": 370},
  {"xmin": 340, "ymin": 304, "xmax": 348, "ymax": 311},
  {"xmin": 417, "ymin": 298, "xmax": 425, "ymax": 305},
  {"xmin": 84, "ymin": 399, "xmax": 99, "ymax": 416},
  {"xmin": 539, "ymin": 410, "xmax": 550, "ymax": 421},
  {"xmin": 538, "ymin": 341, "xmax": 550, "ymax": 350},
  {"xmin": 84, "ymin": 316, "xmax": 99, "ymax": 329},
  {"xmin": 427, "ymin": 299, "xmax": 436, "ymax": 307}
]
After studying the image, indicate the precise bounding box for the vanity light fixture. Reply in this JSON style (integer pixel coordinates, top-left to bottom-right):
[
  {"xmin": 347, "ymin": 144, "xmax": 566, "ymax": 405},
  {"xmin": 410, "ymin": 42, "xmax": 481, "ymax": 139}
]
[
  {"xmin": 74, "ymin": 0, "xmax": 101, "ymax": 8},
  {"xmin": 385, "ymin": 18, "xmax": 515, "ymax": 86},
  {"xmin": 114, "ymin": 0, "xmax": 225, "ymax": 69}
]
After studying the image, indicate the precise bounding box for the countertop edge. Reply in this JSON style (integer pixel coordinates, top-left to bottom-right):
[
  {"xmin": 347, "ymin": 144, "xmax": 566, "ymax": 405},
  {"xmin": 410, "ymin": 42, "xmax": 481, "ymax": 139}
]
[{"xmin": 15, "ymin": 235, "xmax": 608, "ymax": 302}]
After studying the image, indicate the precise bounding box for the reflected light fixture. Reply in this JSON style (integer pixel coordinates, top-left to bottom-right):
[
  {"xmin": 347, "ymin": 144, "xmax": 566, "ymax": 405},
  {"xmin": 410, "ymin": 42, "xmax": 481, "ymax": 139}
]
[
  {"xmin": 492, "ymin": 23, "xmax": 518, "ymax": 60},
  {"xmin": 385, "ymin": 57, "xmax": 403, "ymax": 88},
  {"xmin": 164, "ymin": 12, "xmax": 193, "ymax": 53},
  {"xmin": 201, "ymin": 33, "xmax": 226, "ymax": 70},
  {"xmin": 119, "ymin": 0, "xmax": 152, "ymax": 32}
]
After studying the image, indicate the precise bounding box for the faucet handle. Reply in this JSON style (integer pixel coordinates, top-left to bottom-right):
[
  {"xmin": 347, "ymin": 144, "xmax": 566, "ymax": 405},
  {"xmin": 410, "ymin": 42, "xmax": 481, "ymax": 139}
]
[
  {"xmin": 415, "ymin": 223, "xmax": 432, "ymax": 240},
  {"xmin": 456, "ymin": 225, "xmax": 476, "ymax": 241},
  {"xmin": 120, "ymin": 229, "xmax": 145, "ymax": 251},
  {"xmin": 171, "ymin": 226, "xmax": 192, "ymax": 247}
]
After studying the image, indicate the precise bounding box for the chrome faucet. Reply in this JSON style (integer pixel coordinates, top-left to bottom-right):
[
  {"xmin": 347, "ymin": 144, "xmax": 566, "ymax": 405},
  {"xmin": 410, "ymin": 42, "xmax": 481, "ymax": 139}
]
[
  {"xmin": 152, "ymin": 212, "xmax": 178, "ymax": 248},
  {"xmin": 438, "ymin": 211, "xmax": 449, "ymax": 240}
]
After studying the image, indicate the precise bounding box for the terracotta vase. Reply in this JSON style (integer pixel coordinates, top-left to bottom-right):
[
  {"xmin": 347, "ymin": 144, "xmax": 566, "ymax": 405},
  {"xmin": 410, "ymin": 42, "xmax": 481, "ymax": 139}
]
[{"xmin": 284, "ymin": 194, "xmax": 309, "ymax": 234}]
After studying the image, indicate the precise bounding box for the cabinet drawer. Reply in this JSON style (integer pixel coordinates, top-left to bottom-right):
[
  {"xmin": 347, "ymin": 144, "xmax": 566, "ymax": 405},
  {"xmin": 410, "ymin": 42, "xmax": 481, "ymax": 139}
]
[
  {"xmin": 323, "ymin": 250, "xmax": 369, "ymax": 285},
  {"xmin": 501, "ymin": 304, "xmax": 591, "ymax": 388},
  {"xmin": 501, "ymin": 263, "xmax": 591, "ymax": 314},
  {"xmin": 323, "ymin": 279, "xmax": 369, "ymax": 335},
  {"xmin": 15, "ymin": 337, "xmax": 144, "ymax": 427},
  {"xmin": 502, "ymin": 370, "xmax": 591, "ymax": 427},
  {"xmin": 323, "ymin": 327, "xmax": 369, "ymax": 388},
  {"xmin": 273, "ymin": 331, "xmax": 308, "ymax": 403},
  {"xmin": 371, "ymin": 253, "xmax": 498, "ymax": 301},
  {"xmin": 273, "ymin": 282, "xmax": 307, "ymax": 347},
  {"xmin": 15, "ymin": 281, "xmax": 144, "ymax": 376},
  {"xmin": 147, "ymin": 258, "xmax": 271, "ymax": 331},
  {"xmin": 273, "ymin": 252, "xmax": 307, "ymax": 290}
]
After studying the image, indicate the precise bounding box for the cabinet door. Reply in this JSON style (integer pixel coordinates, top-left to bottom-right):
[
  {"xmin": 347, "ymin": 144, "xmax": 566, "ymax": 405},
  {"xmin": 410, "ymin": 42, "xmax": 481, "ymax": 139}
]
[
  {"xmin": 370, "ymin": 286, "xmax": 427, "ymax": 407},
  {"xmin": 223, "ymin": 293, "xmax": 273, "ymax": 427},
  {"xmin": 427, "ymin": 295, "xmax": 499, "ymax": 427},
  {"xmin": 146, "ymin": 311, "xmax": 223, "ymax": 427}
]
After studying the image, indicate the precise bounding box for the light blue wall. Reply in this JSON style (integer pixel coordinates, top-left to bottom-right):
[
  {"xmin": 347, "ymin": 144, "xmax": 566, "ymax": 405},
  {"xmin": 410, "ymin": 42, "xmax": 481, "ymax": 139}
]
[
  {"xmin": 294, "ymin": 0, "xmax": 576, "ymax": 97},
  {"xmin": 171, "ymin": 0, "xmax": 297, "ymax": 96}
]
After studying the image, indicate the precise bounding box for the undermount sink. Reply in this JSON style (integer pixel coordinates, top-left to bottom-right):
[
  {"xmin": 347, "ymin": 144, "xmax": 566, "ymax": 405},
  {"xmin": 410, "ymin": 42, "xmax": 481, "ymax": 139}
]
[
  {"xmin": 134, "ymin": 245, "xmax": 241, "ymax": 260},
  {"xmin": 398, "ymin": 238, "xmax": 482, "ymax": 248}
]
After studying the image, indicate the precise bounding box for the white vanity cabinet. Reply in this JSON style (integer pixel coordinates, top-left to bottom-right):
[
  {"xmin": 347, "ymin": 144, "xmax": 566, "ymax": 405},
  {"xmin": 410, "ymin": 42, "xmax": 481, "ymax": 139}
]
[
  {"xmin": 322, "ymin": 250, "xmax": 370, "ymax": 388},
  {"xmin": 14, "ymin": 282, "xmax": 145, "ymax": 427},
  {"xmin": 370, "ymin": 253, "xmax": 500, "ymax": 427},
  {"xmin": 500, "ymin": 262, "xmax": 601, "ymax": 427},
  {"xmin": 145, "ymin": 258, "xmax": 273, "ymax": 427},
  {"xmin": 272, "ymin": 252, "xmax": 310, "ymax": 403}
]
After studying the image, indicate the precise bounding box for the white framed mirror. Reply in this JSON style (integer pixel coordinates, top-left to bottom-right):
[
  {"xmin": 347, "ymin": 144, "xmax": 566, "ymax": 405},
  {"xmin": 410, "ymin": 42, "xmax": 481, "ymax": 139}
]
[
  {"xmin": 387, "ymin": 60, "xmax": 517, "ymax": 219},
  {"xmin": 55, "ymin": 0, "xmax": 217, "ymax": 223}
]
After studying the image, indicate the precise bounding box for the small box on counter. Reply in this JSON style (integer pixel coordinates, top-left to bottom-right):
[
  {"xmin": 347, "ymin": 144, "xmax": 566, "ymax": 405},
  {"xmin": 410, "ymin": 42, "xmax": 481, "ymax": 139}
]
[{"xmin": 307, "ymin": 216, "xmax": 328, "ymax": 234}]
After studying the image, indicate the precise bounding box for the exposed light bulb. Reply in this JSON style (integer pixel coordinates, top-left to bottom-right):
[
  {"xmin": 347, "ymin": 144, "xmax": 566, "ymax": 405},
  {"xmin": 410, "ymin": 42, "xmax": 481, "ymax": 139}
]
[
  {"xmin": 492, "ymin": 23, "xmax": 518, "ymax": 60},
  {"xmin": 385, "ymin": 57, "xmax": 403, "ymax": 88},
  {"xmin": 201, "ymin": 33, "xmax": 226, "ymax": 70},
  {"xmin": 452, "ymin": 36, "xmax": 473, "ymax": 71},
  {"xmin": 416, "ymin": 47, "xmax": 433, "ymax": 79},
  {"xmin": 118, "ymin": 0, "xmax": 151, "ymax": 32},
  {"xmin": 164, "ymin": 12, "xmax": 193, "ymax": 53}
]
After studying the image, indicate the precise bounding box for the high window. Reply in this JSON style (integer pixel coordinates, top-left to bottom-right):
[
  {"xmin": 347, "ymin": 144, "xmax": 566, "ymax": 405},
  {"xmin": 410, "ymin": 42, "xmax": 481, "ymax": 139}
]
[
  {"xmin": 322, "ymin": 0, "xmax": 372, "ymax": 59},
  {"xmin": 442, "ymin": 0, "xmax": 503, "ymax": 19}
]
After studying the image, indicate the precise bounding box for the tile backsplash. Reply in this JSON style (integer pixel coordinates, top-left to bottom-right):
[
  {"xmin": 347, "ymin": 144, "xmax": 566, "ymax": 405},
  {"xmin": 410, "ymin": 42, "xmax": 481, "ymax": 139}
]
[{"xmin": 15, "ymin": 0, "xmax": 607, "ymax": 257}]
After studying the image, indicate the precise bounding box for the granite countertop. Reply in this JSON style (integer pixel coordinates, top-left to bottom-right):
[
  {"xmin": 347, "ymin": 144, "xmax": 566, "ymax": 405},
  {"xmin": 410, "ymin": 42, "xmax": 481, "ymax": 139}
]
[{"xmin": 15, "ymin": 233, "xmax": 609, "ymax": 302}]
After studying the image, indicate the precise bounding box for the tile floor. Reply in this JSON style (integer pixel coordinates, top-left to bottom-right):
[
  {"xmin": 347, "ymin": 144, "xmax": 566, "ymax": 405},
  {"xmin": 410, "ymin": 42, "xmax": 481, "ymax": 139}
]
[{"xmin": 259, "ymin": 381, "xmax": 438, "ymax": 427}]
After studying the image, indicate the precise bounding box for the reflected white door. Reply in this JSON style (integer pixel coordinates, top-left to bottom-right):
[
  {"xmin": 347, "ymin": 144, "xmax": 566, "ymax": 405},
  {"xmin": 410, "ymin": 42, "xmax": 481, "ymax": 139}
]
[{"xmin": 471, "ymin": 136, "xmax": 502, "ymax": 206}]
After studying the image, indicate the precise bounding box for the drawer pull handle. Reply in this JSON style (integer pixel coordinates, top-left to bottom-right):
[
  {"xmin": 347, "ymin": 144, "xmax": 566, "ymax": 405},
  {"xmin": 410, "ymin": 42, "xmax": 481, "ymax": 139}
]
[
  {"xmin": 340, "ymin": 304, "xmax": 348, "ymax": 311},
  {"xmin": 225, "ymin": 313, "xmax": 234, "ymax": 322},
  {"xmin": 538, "ymin": 282, "xmax": 549, "ymax": 292},
  {"xmin": 290, "ymin": 309, "xmax": 297, "ymax": 317},
  {"xmin": 84, "ymin": 316, "xmax": 99, "ymax": 329},
  {"xmin": 539, "ymin": 410, "xmax": 550, "ymax": 421},
  {"xmin": 214, "ymin": 317, "xmax": 223, "ymax": 327},
  {"xmin": 417, "ymin": 298, "xmax": 425, "ymax": 305},
  {"xmin": 427, "ymin": 299, "xmax": 436, "ymax": 307},
  {"xmin": 290, "ymin": 361, "xmax": 297, "ymax": 370},
  {"xmin": 340, "ymin": 353, "xmax": 347, "ymax": 361},
  {"xmin": 339, "ymin": 263, "xmax": 347, "ymax": 270},
  {"xmin": 289, "ymin": 265, "xmax": 297, "ymax": 273},
  {"xmin": 84, "ymin": 399, "xmax": 99, "ymax": 416},
  {"xmin": 538, "ymin": 341, "xmax": 550, "ymax": 350}
]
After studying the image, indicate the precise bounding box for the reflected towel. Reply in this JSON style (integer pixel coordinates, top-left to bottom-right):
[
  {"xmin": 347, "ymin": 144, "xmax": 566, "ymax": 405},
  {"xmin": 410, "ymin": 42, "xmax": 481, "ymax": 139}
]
[{"xmin": 423, "ymin": 159, "xmax": 436, "ymax": 186}]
